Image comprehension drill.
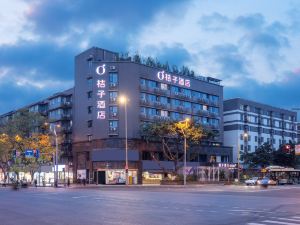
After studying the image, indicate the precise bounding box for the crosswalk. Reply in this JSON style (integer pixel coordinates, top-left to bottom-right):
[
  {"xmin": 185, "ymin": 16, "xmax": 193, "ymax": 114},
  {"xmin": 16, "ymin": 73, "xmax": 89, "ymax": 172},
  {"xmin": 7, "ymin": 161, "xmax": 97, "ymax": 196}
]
[{"xmin": 247, "ymin": 216, "xmax": 300, "ymax": 225}]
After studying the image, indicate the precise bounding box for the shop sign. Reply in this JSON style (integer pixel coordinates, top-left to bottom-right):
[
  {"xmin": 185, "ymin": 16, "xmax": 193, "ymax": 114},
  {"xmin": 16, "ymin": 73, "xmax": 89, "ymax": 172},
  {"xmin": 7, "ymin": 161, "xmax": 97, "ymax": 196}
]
[
  {"xmin": 96, "ymin": 64, "xmax": 107, "ymax": 120},
  {"xmin": 77, "ymin": 169, "xmax": 86, "ymax": 180},
  {"xmin": 157, "ymin": 71, "xmax": 191, "ymax": 87},
  {"xmin": 296, "ymin": 145, "xmax": 300, "ymax": 156},
  {"xmin": 218, "ymin": 163, "xmax": 237, "ymax": 168}
]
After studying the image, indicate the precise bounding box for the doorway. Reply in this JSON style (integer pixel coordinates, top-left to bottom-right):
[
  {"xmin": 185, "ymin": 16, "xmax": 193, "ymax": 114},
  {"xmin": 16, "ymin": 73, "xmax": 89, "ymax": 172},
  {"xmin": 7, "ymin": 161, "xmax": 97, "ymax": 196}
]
[{"xmin": 97, "ymin": 171, "xmax": 106, "ymax": 184}]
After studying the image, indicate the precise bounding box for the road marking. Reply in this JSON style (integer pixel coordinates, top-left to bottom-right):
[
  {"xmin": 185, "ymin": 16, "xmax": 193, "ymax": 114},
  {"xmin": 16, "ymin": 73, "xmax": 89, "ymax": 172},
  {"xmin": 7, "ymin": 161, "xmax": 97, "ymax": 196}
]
[
  {"xmin": 262, "ymin": 220, "xmax": 300, "ymax": 225},
  {"xmin": 247, "ymin": 223, "xmax": 266, "ymax": 225},
  {"xmin": 275, "ymin": 218, "xmax": 300, "ymax": 222},
  {"xmin": 72, "ymin": 196, "xmax": 89, "ymax": 199}
]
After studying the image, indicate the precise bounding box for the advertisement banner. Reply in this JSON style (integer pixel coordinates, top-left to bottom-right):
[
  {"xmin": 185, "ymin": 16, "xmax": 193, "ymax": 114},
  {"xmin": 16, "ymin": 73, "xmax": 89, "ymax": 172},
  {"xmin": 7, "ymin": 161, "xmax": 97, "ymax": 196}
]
[
  {"xmin": 295, "ymin": 145, "xmax": 300, "ymax": 156},
  {"xmin": 77, "ymin": 169, "xmax": 86, "ymax": 180}
]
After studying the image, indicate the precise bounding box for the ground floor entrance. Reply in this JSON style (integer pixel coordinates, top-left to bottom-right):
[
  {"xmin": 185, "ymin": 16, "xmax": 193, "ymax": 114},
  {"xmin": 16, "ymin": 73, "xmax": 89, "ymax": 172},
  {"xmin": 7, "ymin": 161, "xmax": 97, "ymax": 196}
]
[{"xmin": 93, "ymin": 169, "xmax": 138, "ymax": 185}]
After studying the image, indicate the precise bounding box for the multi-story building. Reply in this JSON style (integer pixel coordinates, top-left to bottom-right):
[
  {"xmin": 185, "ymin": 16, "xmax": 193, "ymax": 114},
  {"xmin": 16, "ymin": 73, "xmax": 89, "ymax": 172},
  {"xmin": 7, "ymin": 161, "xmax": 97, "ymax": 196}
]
[
  {"xmin": 224, "ymin": 98, "xmax": 297, "ymax": 163},
  {"xmin": 1, "ymin": 47, "xmax": 233, "ymax": 184},
  {"xmin": 0, "ymin": 88, "xmax": 73, "ymax": 167},
  {"xmin": 73, "ymin": 47, "xmax": 232, "ymax": 184}
]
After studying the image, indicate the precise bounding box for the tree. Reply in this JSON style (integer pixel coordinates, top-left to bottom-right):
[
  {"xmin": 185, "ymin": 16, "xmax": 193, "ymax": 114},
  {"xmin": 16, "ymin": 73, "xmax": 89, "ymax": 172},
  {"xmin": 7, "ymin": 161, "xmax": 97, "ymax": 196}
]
[
  {"xmin": 273, "ymin": 143, "xmax": 297, "ymax": 168},
  {"xmin": 242, "ymin": 143, "xmax": 273, "ymax": 168},
  {"xmin": 0, "ymin": 110, "xmax": 54, "ymax": 181},
  {"xmin": 140, "ymin": 120, "xmax": 204, "ymax": 174}
]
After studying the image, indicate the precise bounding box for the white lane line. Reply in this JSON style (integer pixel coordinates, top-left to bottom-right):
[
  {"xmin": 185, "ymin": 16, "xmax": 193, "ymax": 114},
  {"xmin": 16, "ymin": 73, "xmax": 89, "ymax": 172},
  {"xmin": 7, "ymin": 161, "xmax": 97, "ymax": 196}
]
[
  {"xmin": 247, "ymin": 223, "xmax": 266, "ymax": 225},
  {"xmin": 262, "ymin": 220, "xmax": 300, "ymax": 225},
  {"xmin": 275, "ymin": 218, "xmax": 300, "ymax": 222},
  {"xmin": 72, "ymin": 196, "xmax": 89, "ymax": 199}
]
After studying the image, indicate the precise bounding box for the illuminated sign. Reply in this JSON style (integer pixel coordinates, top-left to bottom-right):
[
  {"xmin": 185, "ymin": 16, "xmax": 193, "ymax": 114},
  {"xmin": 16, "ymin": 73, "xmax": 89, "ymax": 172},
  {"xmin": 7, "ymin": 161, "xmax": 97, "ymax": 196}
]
[
  {"xmin": 296, "ymin": 145, "xmax": 300, "ymax": 156},
  {"xmin": 96, "ymin": 64, "xmax": 106, "ymax": 120},
  {"xmin": 157, "ymin": 71, "xmax": 190, "ymax": 87},
  {"xmin": 96, "ymin": 64, "xmax": 106, "ymax": 75}
]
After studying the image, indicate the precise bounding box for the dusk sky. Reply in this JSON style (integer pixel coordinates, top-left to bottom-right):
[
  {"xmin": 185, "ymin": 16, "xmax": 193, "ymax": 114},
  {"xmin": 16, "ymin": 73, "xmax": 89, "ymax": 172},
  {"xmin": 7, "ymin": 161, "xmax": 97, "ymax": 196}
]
[{"xmin": 1, "ymin": 0, "xmax": 300, "ymax": 115}]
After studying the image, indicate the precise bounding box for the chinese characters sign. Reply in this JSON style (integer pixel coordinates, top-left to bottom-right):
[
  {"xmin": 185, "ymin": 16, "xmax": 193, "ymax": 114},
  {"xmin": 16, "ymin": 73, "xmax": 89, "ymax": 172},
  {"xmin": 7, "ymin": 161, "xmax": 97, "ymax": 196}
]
[
  {"xmin": 96, "ymin": 64, "xmax": 106, "ymax": 120},
  {"xmin": 157, "ymin": 71, "xmax": 190, "ymax": 87}
]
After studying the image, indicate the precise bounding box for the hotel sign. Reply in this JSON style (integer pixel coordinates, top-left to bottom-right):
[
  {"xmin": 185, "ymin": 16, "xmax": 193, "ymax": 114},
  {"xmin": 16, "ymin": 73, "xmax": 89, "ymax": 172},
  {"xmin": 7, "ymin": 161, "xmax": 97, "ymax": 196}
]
[
  {"xmin": 96, "ymin": 64, "xmax": 106, "ymax": 120},
  {"xmin": 157, "ymin": 71, "xmax": 190, "ymax": 87}
]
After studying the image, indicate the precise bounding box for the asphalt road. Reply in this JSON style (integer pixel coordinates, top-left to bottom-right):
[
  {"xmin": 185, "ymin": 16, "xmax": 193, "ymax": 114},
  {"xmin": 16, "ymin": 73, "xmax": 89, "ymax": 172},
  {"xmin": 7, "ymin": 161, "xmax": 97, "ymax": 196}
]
[{"xmin": 0, "ymin": 185, "xmax": 300, "ymax": 225}]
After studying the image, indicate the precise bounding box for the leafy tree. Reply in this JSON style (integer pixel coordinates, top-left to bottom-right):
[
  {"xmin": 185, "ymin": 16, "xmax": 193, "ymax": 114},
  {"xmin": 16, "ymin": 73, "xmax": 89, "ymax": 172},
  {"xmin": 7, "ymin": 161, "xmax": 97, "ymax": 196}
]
[
  {"xmin": 0, "ymin": 110, "xmax": 54, "ymax": 181},
  {"xmin": 140, "ymin": 120, "xmax": 204, "ymax": 174},
  {"xmin": 242, "ymin": 143, "xmax": 273, "ymax": 168},
  {"xmin": 273, "ymin": 143, "xmax": 297, "ymax": 168}
]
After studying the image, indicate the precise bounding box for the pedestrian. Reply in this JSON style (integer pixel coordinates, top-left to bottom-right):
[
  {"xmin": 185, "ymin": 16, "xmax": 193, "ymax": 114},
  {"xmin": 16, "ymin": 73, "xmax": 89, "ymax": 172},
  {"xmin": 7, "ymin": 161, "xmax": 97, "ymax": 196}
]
[
  {"xmin": 83, "ymin": 178, "xmax": 86, "ymax": 186},
  {"xmin": 34, "ymin": 179, "xmax": 37, "ymax": 188},
  {"xmin": 67, "ymin": 178, "xmax": 70, "ymax": 187}
]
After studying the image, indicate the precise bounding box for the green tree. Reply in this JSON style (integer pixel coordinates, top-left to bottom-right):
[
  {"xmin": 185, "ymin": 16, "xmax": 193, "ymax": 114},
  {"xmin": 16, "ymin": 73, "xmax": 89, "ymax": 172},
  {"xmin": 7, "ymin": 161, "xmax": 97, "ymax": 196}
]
[
  {"xmin": 242, "ymin": 143, "xmax": 273, "ymax": 168},
  {"xmin": 140, "ymin": 120, "xmax": 204, "ymax": 174},
  {"xmin": 273, "ymin": 143, "xmax": 297, "ymax": 168}
]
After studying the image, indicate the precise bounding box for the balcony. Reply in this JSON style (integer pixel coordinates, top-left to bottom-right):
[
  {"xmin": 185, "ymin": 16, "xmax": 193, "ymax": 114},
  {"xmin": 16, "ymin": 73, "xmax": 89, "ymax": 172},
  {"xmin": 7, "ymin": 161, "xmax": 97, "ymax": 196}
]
[
  {"xmin": 209, "ymin": 100, "xmax": 219, "ymax": 107},
  {"xmin": 173, "ymin": 92, "xmax": 191, "ymax": 100},
  {"xmin": 61, "ymin": 114, "xmax": 72, "ymax": 120},
  {"xmin": 62, "ymin": 126, "xmax": 72, "ymax": 133},
  {"xmin": 197, "ymin": 110, "xmax": 209, "ymax": 116},
  {"xmin": 153, "ymin": 115, "xmax": 170, "ymax": 122},
  {"xmin": 109, "ymin": 97, "xmax": 118, "ymax": 104},
  {"xmin": 209, "ymin": 111, "xmax": 219, "ymax": 117},
  {"xmin": 153, "ymin": 87, "xmax": 170, "ymax": 96}
]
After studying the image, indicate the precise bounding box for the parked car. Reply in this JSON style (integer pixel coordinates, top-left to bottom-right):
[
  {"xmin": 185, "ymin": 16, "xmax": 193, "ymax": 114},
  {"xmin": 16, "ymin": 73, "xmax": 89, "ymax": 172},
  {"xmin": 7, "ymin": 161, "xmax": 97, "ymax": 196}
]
[
  {"xmin": 257, "ymin": 177, "xmax": 277, "ymax": 186},
  {"xmin": 278, "ymin": 178, "xmax": 288, "ymax": 185},
  {"xmin": 245, "ymin": 177, "xmax": 259, "ymax": 186}
]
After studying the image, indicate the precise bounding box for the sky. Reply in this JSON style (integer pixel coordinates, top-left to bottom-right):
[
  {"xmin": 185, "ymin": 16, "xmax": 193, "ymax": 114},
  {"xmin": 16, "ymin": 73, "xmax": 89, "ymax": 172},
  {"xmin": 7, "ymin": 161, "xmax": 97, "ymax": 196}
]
[{"xmin": 1, "ymin": 0, "xmax": 300, "ymax": 115}]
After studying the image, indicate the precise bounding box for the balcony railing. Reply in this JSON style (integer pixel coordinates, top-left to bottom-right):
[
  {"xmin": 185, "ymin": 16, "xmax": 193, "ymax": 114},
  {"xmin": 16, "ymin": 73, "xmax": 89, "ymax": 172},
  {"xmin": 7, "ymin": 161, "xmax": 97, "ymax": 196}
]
[
  {"xmin": 108, "ymin": 127, "xmax": 118, "ymax": 135},
  {"xmin": 109, "ymin": 112, "xmax": 118, "ymax": 118},
  {"xmin": 109, "ymin": 83, "xmax": 118, "ymax": 89}
]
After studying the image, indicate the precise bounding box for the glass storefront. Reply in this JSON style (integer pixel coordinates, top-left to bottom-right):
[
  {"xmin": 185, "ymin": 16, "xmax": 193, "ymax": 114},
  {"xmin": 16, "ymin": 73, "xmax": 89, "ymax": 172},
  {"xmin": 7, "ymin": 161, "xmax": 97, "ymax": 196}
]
[{"xmin": 102, "ymin": 169, "xmax": 138, "ymax": 184}]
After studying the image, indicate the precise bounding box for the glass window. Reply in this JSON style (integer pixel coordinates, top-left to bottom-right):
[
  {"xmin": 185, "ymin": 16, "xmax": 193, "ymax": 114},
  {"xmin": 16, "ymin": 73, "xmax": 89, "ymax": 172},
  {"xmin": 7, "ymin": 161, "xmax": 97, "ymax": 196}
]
[
  {"xmin": 109, "ymin": 73, "xmax": 118, "ymax": 83},
  {"xmin": 160, "ymin": 83, "xmax": 168, "ymax": 90},
  {"xmin": 148, "ymin": 108, "xmax": 157, "ymax": 116},
  {"xmin": 171, "ymin": 99, "xmax": 181, "ymax": 107},
  {"xmin": 87, "ymin": 120, "xmax": 93, "ymax": 128},
  {"xmin": 193, "ymin": 103, "xmax": 201, "ymax": 111},
  {"xmin": 87, "ymin": 91, "xmax": 93, "ymax": 99},
  {"xmin": 87, "ymin": 77, "xmax": 93, "ymax": 87},
  {"xmin": 203, "ymin": 105, "xmax": 208, "ymax": 111},
  {"xmin": 160, "ymin": 110, "xmax": 168, "ymax": 117},
  {"xmin": 109, "ymin": 92, "xmax": 118, "ymax": 102},
  {"xmin": 109, "ymin": 120, "xmax": 118, "ymax": 128},
  {"xmin": 140, "ymin": 107, "xmax": 146, "ymax": 114},
  {"xmin": 171, "ymin": 112, "xmax": 181, "ymax": 120},
  {"xmin": 148, "ymin": 80, "xmax": 157, "ymax": 88},
  {"xmin": 140, "ymin": 78, "xmax": 146, "ymax": 86},
  {"xmin": 140, "ymin": 93, "xmax": 146, "ymax": 101},
  {"xmin": 171, "ymin": 86, "xmax": 180, "ymax": 93},
  {"xmin": 88, "ymin": 106, "xmax": 92, "ymax": 114},
  {"xmin": 182, "ymin": 89, "xmax": 191, "ymax": 97},
  {"xmin": 148, "ymin": 94, "xmax": 157, "ymax": 102},
  {"xmin": 109, "ymin": 106, "xmax": 118, "ymax": 115},
  {"xmin": 183, "ymin": 101, "xmax": 191, "ymax": 108},
  {"xmin": 160, "ymin": 96, "xmax": 168, "ymax": 105},
  {"xmin": 87, "ymin": 134, "xmax": 93, "ymax": 142}
]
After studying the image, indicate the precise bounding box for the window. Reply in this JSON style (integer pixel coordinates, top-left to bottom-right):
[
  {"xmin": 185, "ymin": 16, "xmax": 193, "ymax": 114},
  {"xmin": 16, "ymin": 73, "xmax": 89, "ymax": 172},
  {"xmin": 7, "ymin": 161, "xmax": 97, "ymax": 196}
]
[
  {"xmin": 140, "ymin": 78, "xmax": 146, "ymax": 86},
  {"xmin": 183, "ymin": 101, "xmax": 191, "ymax": 109},
  {"xmin": 109, "ymin": 92, "xmax": 118, "ymax": 103},
  {"xmin": 87, "ymin": 134, "xmax": 93, "ymax": 142},
  {"xmin": 109, "ymin": 120, "xmax": 118, "ymax": 132},
  {"xmin": 240, "ymin": 144, "xmax": 243, "ymax": 150},
  {"xmin": 148, "ymin": 80, "xmax": 157, "ymax": 88},
  {"xmin": 160, "ymin": 110, "xmax": 168, "ymax": 117},
  {"xmin": 160, "ymin": 83, "xmax": 168, "ymax": 90},
  {"xmin": 87, "ymin": 91, "xmax": 93, "ymax": 99},
  {"xmin": 140, "ymin": 93, "xmax": 146, "ymax": 101},
  {"xmin": 87, "ymin": 120, "xmax": 93, "ymax": 128},
  {"xmin": 87, "ymin": 77, "xmax": 93, "ymax": 87},
  {"xmin": 193, "ymin": 103, "xmax": 201, "ymax": 111},
  {"xmin": 203, "ymin": 105, "xmax": 208, "ymax": 111},
  {"xmin": 88, "ymin": 106, "xmax": 92, "ymax": 114},
  {"xmin": 171, "ymin": 86, "xmax": 179, "ymax": 93},
  {"xmin": 148, "ymin": 94, "xmax": 157, "ymax": 102},
  {"xmin": 182, "ymin": 89, "xmax": 191, "ymax": 97},
  {"xmin": 140, "ymin": 107, "xmax": 147, "ymax": 115},
  {"xmin": 171, "ymin": 112, "xmax": 181, "ymax": 120},
  {"xmin": 160, "ymin": 96, "xmax": 168, "ymax": 105},
  {"xmin": 171, "ymin": 99, "xmax": 181, "ymax": 107},
  {"xmin": 109, "ymin": 106, "xmax": 118, "ymax": 117},
  {"xmin": 109, "ymin": 73, "xmax": 118, "ymax": 86},
  {"xmin": 255, "ymin": 136, "xmax": 258, "ymax": 142},
  {"xmin": 148, "ymin": 108, "xmax": 157, "ymax": 116},
  {"xmin": 248, "ymin": 145, "xmax": 251, "ymax": 151}
]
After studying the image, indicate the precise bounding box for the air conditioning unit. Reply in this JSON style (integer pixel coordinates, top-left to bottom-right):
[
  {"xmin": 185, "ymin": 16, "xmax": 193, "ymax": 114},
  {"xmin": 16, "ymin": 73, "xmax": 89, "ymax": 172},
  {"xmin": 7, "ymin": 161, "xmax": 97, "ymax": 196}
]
[
  {"xmin": 111, "ymin": 97, "xmax": 117, "ymax": 102},
  {"xmin": 109, "ymin": 65, "xmax": 116, "ymax": 70},
  {"xmin": 110, "ymin": 127, "xmax": 117, "ymax": 132},
  {"xmin": 112, "ymin": 112, "xmax": 117, "ymax": 117},
  {"xmin": 110, "ymin": 83, "xmax": 117, "ymax": 87}
]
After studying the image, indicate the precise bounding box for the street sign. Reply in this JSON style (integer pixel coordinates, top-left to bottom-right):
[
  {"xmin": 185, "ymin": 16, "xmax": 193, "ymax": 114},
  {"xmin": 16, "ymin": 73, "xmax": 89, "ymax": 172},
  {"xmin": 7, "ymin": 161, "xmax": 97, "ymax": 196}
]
[
  {"xmin": 296, "ymin": 145, "xmax": 300, "ymax": 156},
  {"xmin": 25, "ymin": 149, "xmax": 34, "ymax": 158}
]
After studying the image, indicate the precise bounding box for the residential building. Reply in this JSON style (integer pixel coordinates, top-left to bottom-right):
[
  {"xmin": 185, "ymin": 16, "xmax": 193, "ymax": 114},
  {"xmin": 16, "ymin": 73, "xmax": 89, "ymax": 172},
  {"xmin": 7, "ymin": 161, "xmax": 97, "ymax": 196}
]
[{"xmin": 224, "ymin": 98, "xmax": 297, "ymax": 163}]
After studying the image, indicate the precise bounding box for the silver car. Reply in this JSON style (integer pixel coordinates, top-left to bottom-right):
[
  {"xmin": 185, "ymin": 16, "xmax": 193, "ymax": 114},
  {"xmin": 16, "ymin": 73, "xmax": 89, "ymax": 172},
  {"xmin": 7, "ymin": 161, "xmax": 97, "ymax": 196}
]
[{"xmin": 245, "ymin": 177, "xmax": 259, "ymax": 186}]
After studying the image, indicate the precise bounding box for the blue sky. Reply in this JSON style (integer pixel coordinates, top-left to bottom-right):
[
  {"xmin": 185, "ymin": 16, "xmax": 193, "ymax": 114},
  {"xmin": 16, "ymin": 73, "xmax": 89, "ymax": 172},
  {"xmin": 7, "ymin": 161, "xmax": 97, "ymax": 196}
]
[{"xmin": 1, "ymin": 0, "xmax": 300, "ymax": 115}]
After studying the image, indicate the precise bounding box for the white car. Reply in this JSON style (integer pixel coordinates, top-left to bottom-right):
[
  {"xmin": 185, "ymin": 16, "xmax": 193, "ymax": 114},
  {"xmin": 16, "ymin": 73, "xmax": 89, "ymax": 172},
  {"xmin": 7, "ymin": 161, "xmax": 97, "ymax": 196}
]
[{"xmin": 245, "ymin": 177, "xmax": 259, "ymax": 186}]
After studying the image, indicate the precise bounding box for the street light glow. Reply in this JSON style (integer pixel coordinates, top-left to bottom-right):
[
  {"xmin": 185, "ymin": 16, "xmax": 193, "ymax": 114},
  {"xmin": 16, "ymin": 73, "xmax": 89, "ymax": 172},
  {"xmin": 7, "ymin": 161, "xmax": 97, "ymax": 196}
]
[{"xmin": 119, "ymin": 96, "xmax": 127, "ymax": 104}]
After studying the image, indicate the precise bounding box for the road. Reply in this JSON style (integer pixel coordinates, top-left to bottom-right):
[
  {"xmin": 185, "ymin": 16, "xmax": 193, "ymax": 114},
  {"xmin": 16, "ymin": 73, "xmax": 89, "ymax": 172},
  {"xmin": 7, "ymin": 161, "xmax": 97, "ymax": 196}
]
[{"xmin": 0, "ymin": 185, "xmax": 300, "ymax": 225}]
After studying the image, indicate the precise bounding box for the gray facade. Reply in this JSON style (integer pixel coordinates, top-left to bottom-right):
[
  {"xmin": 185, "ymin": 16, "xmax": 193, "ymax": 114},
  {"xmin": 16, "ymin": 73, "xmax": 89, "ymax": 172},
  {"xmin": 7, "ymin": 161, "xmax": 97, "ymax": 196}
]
[{"xmin": 73, "ymin": 47, "xmax": 231, "ymax": 183}]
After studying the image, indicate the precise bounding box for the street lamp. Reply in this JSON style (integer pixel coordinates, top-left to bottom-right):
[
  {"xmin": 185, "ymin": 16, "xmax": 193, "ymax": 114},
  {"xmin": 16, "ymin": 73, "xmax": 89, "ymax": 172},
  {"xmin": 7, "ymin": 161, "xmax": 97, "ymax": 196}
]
[
  {"xmin": 237, "ymin": 132, "xmax": 248, "ymax": 182},
  {"xmin": 45, "ymin": 123, "xmax": 60, "ymax": 187},
  {"xmin": 179, "ymin": 118, "xmax": 190, "ymax": 186},
  {"xmin": 119, "ymin": 95, "xmax": 128, "ymax": 185}
]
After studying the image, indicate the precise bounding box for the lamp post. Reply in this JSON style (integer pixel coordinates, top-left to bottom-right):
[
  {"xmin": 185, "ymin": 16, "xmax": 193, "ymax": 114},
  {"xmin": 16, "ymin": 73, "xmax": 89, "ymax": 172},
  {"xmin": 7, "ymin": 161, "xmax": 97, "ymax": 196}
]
[
  {"xmin": 179, "ymin": 118, "xmax": 190, "ymax": 186},
  {"xmin": 237, "ymin": 132, "xmax": 248, "ymax": 182},
  {"xmin": 119, "ymin": 96, "xmax": 128, "ymax": 185}
]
